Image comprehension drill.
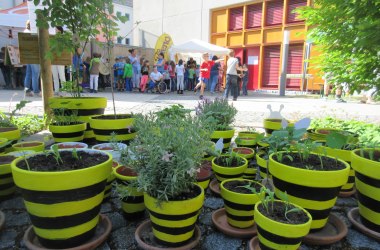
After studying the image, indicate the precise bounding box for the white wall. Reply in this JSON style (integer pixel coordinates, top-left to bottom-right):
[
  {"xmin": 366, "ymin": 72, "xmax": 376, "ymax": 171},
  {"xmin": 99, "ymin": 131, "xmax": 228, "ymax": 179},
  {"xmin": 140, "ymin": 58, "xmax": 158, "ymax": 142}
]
[
  {"xmin": 114, "ymin": 3, "xmax": 133, "ymax": 45},
  {"xmin": 133, "ymin": 0, "xmax": 253, "ymax": 47}
]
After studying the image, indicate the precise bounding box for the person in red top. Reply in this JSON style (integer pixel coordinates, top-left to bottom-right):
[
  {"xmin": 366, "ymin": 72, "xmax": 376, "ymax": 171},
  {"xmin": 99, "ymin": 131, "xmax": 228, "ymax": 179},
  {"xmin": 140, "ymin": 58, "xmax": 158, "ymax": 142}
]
[{"xmin": 194, "ymin": 52, "xmax": 223, "ymax": 99}]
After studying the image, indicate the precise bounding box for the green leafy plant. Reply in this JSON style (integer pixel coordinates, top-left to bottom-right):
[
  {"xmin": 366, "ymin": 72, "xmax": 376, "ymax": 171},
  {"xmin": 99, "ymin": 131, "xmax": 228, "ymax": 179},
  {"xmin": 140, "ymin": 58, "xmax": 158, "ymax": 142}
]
[
  {"xmin": 196, "ymin": 97, "xmax": 237, "ymax": 131},
  {"xmin": 155, "ymin": 104, "xmax": 191, "ymax": 120},
  {"xmin": 325, "ymin": 131, "xmax": 359, "ymax": 150},
  {"xmin": 120, "ymin": 111, "xmax": 212, "ymax": 204},
  {"xmin": 50, "ymin": 144, "xmax": 63, "ymax": 165},
  {"xmin": 50, "ymin": 108, "xmax": 80, "ymax": 126}
]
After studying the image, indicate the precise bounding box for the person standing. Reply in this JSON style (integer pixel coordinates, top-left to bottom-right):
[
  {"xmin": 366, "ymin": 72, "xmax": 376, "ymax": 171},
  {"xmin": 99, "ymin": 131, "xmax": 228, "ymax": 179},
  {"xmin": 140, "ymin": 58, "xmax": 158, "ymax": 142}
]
[
  {"xmin": 89, "ymin": 53, "xmax": 101, "ymax": 93},
  {"xmin": 140, "ymin": 60, "xmax": 150, "ymax": 92},
  {"xmin": 51, "ymin": 26, "xmax": 66, "ymax": 96},
  {"xmin": 155, "ymin": 52, "xmax": 165, "ymax": 74},
  {"xmin": 0, "ymin": 47, "xmax": 12, "ymax": 89},
  {"xmin": 23, "ymin": 20, "xmax": 41, "ymax": 97},
  {"xmin": 210, "ymin": 55, "xmax": 221, "ymax": 94},
  {"xmin": 223, "ymin": 50, "xmax": 242, "ymax": 101},
  {"xmin": 123, "ymin": 57, "xmax": 133, "ymax": 92},
  {"xmin": 176, "ymin": 59, "xmax": 185, "ymax": 94},
  {"xmin": 128, "ymin": 49, "xmax": 140, "ymax": 91},
  {"xmin": 241, "ymin": 64, "xmax": 249, "ymax": 96},
  {"xmin": 168, "ymin": 61, "xmax": 176, "ymax": 92}
]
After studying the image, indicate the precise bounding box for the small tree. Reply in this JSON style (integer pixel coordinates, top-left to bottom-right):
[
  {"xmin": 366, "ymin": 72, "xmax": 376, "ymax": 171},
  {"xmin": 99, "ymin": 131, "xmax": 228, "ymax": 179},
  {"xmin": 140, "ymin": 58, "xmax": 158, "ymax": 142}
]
[{"xmin": 297, "ymin": 1, "xmax": 380, "ymax": 95}]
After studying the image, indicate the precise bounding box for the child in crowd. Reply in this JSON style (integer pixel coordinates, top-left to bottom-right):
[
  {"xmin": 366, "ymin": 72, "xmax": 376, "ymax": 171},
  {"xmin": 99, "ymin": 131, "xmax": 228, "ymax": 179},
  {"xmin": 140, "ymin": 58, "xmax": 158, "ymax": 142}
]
[
  {"xmin": 187, "ymin": 64, "xmax": 195, "ymax": 91},
  {"xmin": 175, "ymin": 59, "xmax": 185, "ymax": 94},
  {"xmin": 183, "ymin": 64, "xmax": 189, "ymax": 91},
  {"xmin": 140, "ymin": 60, "xmax": 150, "ymax": 92},
  {"xmin": 113, "ymin": 57, "xmax": 125, "ymax": 91},
  {"xmin": 89, "ymin": 53, "xmax": 101, "ymax": 93},
  {"xmin": 168, "ymin": 61, "xmax": 176, "ymax": 92},
  {"xmin": 123, "ymin": 57, "xmax": 133, "ymax": 92}
]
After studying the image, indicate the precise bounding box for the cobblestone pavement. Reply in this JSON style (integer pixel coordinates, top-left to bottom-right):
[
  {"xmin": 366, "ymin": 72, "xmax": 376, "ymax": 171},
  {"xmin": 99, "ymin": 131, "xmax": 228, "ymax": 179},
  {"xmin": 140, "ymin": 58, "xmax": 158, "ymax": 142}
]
[{"xmin": 0, "ymin": 89, "xmax": 380, "ymax": 249}]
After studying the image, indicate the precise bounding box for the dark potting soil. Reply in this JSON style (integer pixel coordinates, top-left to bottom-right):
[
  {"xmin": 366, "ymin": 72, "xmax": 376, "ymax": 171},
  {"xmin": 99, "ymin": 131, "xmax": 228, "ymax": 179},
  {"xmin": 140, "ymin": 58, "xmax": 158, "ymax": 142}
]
[
  {"xmin": 92, "ymin": 114, "xmax": 133, "ymax": 120},
  {"xmin": 15, "ymin": 142, "xmax": 41, "ymax": 147},
  {"xmin": 248, "ymin": 158, "xmax": 259, "ymax": 169},
  {"xmin": 0, "ymin": 155, "xmax": 16, "ymax": 164},
  {"xmin": 51, "ymin": 122, "xmax": 83, "ymax": 126},
  {"xmin": 16, "ymin": 151, "xmax": 109, "ymax": 171},
  {"xmin": 354, "ymin": 149, "xmax": 380, "ymax": 162},
  {"xmin": 233, "ymin": 148, "xmax": 253, "ymax": 155},
  {"xmin": 274, "ymin": 153, "xmax": 346, "ymax": 171},
  {"xmin": 0, "ymin": 127, "xmax": 17, "ymax": 132},
  {"xmin": 214, "ymin": 156, "xmax": 244, "ymax": 167},
  {"xmin": 257, "ymin": 201, "xmax": 309, "ymax": 225},
  {"xmin": 223, "ymin": 180, "xmax": 261, "ymax": 194}
]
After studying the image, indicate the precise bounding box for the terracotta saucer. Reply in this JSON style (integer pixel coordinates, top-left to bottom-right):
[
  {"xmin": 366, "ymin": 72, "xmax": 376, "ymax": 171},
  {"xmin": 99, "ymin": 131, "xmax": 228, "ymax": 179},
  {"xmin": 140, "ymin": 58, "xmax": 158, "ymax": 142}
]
[
  {"xmin": 339, "ymin": 188, "xmax": 356, "ymax": 198},
  {"xmin": 209, "ymin": 179, "xmax": 221, "ymax": 196},
  {"xmin": 249, "ymin": 236, "xmax": 300, "ymax": 250},
  {"xmin": 0, "ymin": 210, "xmax": 4, "ymax": 231},
  {"xmin": 24, "ymin": 214, "xmax": 112, "ymax": 250},
  {"xmin": 135, "ymin": 219, "xmax": 201, "ymax": 250},
  {"xmin": 212, "ymin": 208, "xmax": 257, "ymax": 238},
  {"xmin": 303, "ymin": 213, "xmax": 348, "ymax": 245},
  {"xmin": 348, "ymin": 207, "xmax": 380, "ymax": 241}
]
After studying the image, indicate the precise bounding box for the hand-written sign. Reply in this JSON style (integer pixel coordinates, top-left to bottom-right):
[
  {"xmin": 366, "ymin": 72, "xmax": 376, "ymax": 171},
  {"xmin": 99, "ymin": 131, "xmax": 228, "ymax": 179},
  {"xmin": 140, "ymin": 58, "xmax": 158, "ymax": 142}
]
[
  {"xmin": 18, "ymin": 33, "xmax": 71, "ymax": 65},
  {"xmin": 4, "ymin": 46, "xmax": 20, "ymax": 66}
]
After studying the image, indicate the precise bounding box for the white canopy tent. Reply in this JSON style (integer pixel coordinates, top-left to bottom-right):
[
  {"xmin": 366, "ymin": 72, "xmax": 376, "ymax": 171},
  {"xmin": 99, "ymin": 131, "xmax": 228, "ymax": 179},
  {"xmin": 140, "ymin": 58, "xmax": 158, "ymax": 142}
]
[{"xmin": 169, "ymin": 39, "xmax": 230, "ymax": 63}]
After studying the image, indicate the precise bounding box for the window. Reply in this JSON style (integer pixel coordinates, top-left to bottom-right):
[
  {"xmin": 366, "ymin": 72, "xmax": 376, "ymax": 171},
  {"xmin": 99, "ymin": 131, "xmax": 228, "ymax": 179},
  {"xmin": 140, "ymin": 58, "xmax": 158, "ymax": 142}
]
[
  {"xmin": 116, "ymin": 11, "xmax": 122, "ymax": 17},
  {"xmin": 246, "ymin": 4, "xmax": 262, "ymax": 29},
  {"xmin": 117, "ymin": 37, "xmax": 122, "ymax": 44},
  {"xmin": 125, "ymin": 38, "xmax": 130, "ymax": 45},
  {"xmin": 229, "ymin": 7, "xmax": 243, "ymax": 31},
  {"xmin": 287, "ymin": 0, "xmax": 307, "ymax": 23},
  {"xmin": 266, "ymin": 0, "xmax": 283, "ymax": 26},
  {"xmin": 125, "ymin": 13, "xmax": 130, "ymax": 21}
]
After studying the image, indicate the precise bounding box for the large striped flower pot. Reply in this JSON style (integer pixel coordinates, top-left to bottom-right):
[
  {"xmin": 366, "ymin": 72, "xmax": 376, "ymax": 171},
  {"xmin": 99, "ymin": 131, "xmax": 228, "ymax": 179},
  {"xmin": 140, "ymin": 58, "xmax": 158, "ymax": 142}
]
[
  {"xmin": 269, "ymin": 152, "xmax": 350, "ymax": 231},
  {"xmin": 0, "ymin": 127, "xmax": 21, "ymax": 153},
  {"xmin": 89, "ymin": 114, "xmax": 136, "ymax": 144},
  {"xmin": 220, "ymin": 179, "xmax": 263, "ymax": 228},
  {"xmin": 233, "ymin": 147, "xmax": 256, "ymax": 180},
  {"xmin": 315, "ymin": 143, "xmax": 355, "ymax": 195},
  {"xmin": 49, "ymin": 122, "xmax": 87, "ymax": 143},
  {"xmin": 114, "ymin": 165, "xmax": 145, "ymax": 219},
  {"xmin": 351, "ymin": 148, "xmax": 380, "ymax": 233},
  {"xmin": 263, "ymin": 119, "xmax": 282, "ymax": 135},
  {"xmin": 212, "ymin": 155, "xmax": 248, "ymax": 183},
  {"xmin": 102, "ymin": 161, "xmax": 119, "ymax": 202},
  {"xmin": 12, "ymin": 141, "xmax": 44, "ymax": 152},
  {"xmin": 0, "ymin": 155, "xmax": 17, "ymax": 201},
  {"xmin": 254, "ymin": 200, "xmax": 312, "ymax": 250},
  {"xmin": 49, "ymin": 97, "xmax": 107, "ymax": 142},
  {"xmin": 11, "ymin": 149, "xmax": 112, "ymax": 248},
  {"xmin": 210, "ymin": 129, "xmax": 235, "ymax": 151},
  {"xmin": 144, "ymin": 184, "xmax": 204, "ymax": 246}
]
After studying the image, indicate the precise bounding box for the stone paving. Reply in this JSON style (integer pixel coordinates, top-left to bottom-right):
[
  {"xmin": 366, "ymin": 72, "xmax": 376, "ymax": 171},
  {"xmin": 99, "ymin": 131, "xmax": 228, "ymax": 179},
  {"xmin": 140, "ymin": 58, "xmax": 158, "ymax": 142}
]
[{"xmin": 0, "ymin": 89, "xmax": 380, "ymax": 249}]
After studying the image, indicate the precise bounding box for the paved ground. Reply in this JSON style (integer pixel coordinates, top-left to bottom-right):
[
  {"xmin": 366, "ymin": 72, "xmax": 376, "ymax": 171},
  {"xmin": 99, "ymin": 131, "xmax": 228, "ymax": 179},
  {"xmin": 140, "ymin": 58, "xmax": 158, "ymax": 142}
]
[{"xmin": 1, "ymin": 89, "xmax": 380, "ymax": 249}]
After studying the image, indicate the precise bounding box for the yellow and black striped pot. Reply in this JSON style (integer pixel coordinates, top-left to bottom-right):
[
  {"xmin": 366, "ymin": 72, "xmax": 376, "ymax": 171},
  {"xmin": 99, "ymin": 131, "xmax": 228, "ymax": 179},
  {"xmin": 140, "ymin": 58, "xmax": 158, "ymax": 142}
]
[
  {"xmin": 12, "ymin": 141, "xmax": 44, "ymax": 152},
  {"xmin": 256, "ymin": 151, "xmax": 269, "ymax": 179},
  {"xmin": 269, "ymin": 152, "xmax": 350, "ymax": 231},
  {"xmin": 0, "ymin": 155, "xmax": 17, "ymax": 201},
  {"xmin": 351, "ymin": 148, "xmax": 380, "ymax": 233},
  {"xmin": 0, "ymin": 138, "xmax": 8, "ymax": 155},
  {"xmin": 114, "ymin": 165, "xmax": 145, "ymax": 219},
  {"xmin": 144, "ymin": 184, "xmax": 204, "ymax": 246},
  {"xmin": 221, "ymin": 179, "xmax": 264, "ymax": 228},
  {"xmin": 49, "ymin": 122, "xmax": 87, "ymax": 143},
  {"xmin": 254, "ymin": 200, "xmax": 312, "ymax": 250},
  {"xmin": 263, "ymin": 119, "xmax": 283, "ymax": 135},
  {"xmin": 212, "ymin": 155, "xmax": 248, "ymax": 183},
  {"xmin": 103, "ymin": 161, "xmax": 119, "ymax": 202},
  {"xmin": 314, "ymin": 128, "xmax": 359, "ymax": 143},
  {"xmin": 0, "ymin": 127, "xmax": 21, "ymax": 153},
  {"xmin": 315, "ymin": 142, "xmax": 355, "ymax": 195},
  {"xmin": 235, "ymin": 137, "xmax": 256, "ymax": 148},
  {"xmin": 196, "ymin": 162, "xmax": 212, "ymax": 190},
  {"xmin": 307, "ymin": 129, "xmax": 325, "ymax": 141},
  {"xmin": 11, "ymin": 149, "xmax": 112, "ymax": 248},
  {"xmin": 49, "ymin": 97, "xmax": 107, "ymax": 142},
  {"xmin": 210, "ymin": 129, "xmax": 235, "ymax": 151},
  {"xmin": 89, "ymin": 114, "xmax": 136, "ymax": 144}
]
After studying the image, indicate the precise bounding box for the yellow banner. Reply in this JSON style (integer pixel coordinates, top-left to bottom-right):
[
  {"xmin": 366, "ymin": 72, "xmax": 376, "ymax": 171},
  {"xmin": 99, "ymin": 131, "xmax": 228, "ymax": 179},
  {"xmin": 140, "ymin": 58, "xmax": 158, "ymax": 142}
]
[{"xmin": 154, "ymin": 33, "xmax": 173, "ymax": 63}]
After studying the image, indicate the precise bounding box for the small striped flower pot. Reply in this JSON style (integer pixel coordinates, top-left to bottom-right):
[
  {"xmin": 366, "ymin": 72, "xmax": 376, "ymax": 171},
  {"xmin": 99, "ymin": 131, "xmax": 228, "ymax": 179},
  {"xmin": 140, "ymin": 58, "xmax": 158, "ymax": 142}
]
[
  {"xmin": 314, "ymin": 128, "xmax": 359, "ymax": 143},
  {"xmin": 114, "ymin": 165, "xmax": 145, "ymax": 219},
  {"xmin": 103, "ymin": 161, "xmax": 120, "ymax": 202},
  {"xmin": 49, "ymin": 97, "xmax": 107, "ymax": 142},
  {"xmin": 92, "ymin": 143, "xmax": 127, "ymax": 162},
  {"xmin": 256, "ymin": 151, "xmax": 269, "ymax": 179},
  {"xmin": 212, "ymin": 155, "xmax": 248, "ymax": 183},
  {"xmin": 49, "ymin": 122, "xmax": 86, "ymax": 143},
  {"xmin": 351, "ymin": 148, "xmax": 380, "ymax": 233},
  {"xmin": 12, "ymin": 141, "xmax": 44, "ymax": 152},
  {"xmin": 144, "ymin": 184, "xmax": 204, "ymax": 246},
  {"xmin": 221, "ymin": 179, "xmax": 264, "ymax": 228},
  {"xmin": 210, "ymin": 129, "xmax": 235, "ymax": 151},
  {"xmin": 0, "ymin": 155, "xmax": 17, "ymax": 201},
  {"xmin": 196, "ymin": 161, "xmax": 212, "ymax": 190},
  {"xmin": 11, "ymin": 149, "xmax": 112, "ymax": 248},
  {"xmin": 51, "ymin": 142, "xmax": 88, "ymax": 150},
  {"xmin": 254, "ymin": 200, "xmax": 312, "ymax": 250},
  {"xmin": 90, "ymin": 114, "xmax": 136, "ymax": 145},
  {"xmin": 269, "ymin": 152, "xmax": 350, "ymax": 231},
  {"xmin": 0, "ymin": 127, "xmax": 21, "ymax": 153}
]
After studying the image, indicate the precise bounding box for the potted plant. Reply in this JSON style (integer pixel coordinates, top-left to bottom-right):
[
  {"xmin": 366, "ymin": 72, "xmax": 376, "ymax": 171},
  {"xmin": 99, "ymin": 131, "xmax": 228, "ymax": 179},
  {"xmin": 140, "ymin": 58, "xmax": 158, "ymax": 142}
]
[
  {"xmin": 254, "ymin": 188, "xmax": 312, "ymax": 249},
  {"xmin": 0, "ymin": 155, "xmax": 17, "ymax": 201},
  {"xmin": 122, "ymin": 110, "xmax": 211, "ymax": 246},
  {"xmin": 266, "ymin": 123, "xmax": 350, "ymax": 231},
  {"xmin": 212, "ymin": 152, "xmax": 248, "ymax": 183},
  {"xmin": 220, "ymin": 178, "xmax": 264, "ymax": 228},
  {"xmin": 196, "ymin": 160, "xmax": 213, "ymax": 190},
  {"xmin": 48, "ymin": 108, "xmax": 87, "ymax": 143},
  {"xmin": 196, "ymin": 97, "xmax": 237, "ymax": 151},
  {"xmin": 12, "ymin": 141, "xmax": 45, "ymax": 152},
  {"xmin": 350, "ymin": 148, "xmax": 380, "ymax": 233},
  {"xmin": 11, "ymin": 147, "xmax": 112, "ymax": 248}
]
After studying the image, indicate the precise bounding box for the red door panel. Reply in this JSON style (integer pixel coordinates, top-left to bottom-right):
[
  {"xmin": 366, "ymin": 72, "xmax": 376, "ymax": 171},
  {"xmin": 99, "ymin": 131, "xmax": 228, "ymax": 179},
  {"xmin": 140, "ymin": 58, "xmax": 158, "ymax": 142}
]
[
  {"xmin": 263, "ymin": 46, "xmax": 281, "ymax": 88},
  {"xmin": 246, "ymin": 47, "xmax": 260, "ymax": 90},
  {"xmin": 286, "ymin": 45, "xmax": 303, "ymax": 88}
]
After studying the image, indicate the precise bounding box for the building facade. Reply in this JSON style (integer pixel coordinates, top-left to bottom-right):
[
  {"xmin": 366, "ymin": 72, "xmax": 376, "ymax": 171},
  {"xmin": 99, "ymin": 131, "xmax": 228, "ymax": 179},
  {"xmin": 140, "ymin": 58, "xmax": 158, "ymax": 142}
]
[
  {"xmin": 0, "ymin": 0, "xmax": 25, "ymax": 10},
  {"xmin": 113, "ymin": 0, "xmax": 134, "ymax": 46},
  {"xmin": 133, "ymin": 0, "xmax": 321, "ymax": 91}
]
